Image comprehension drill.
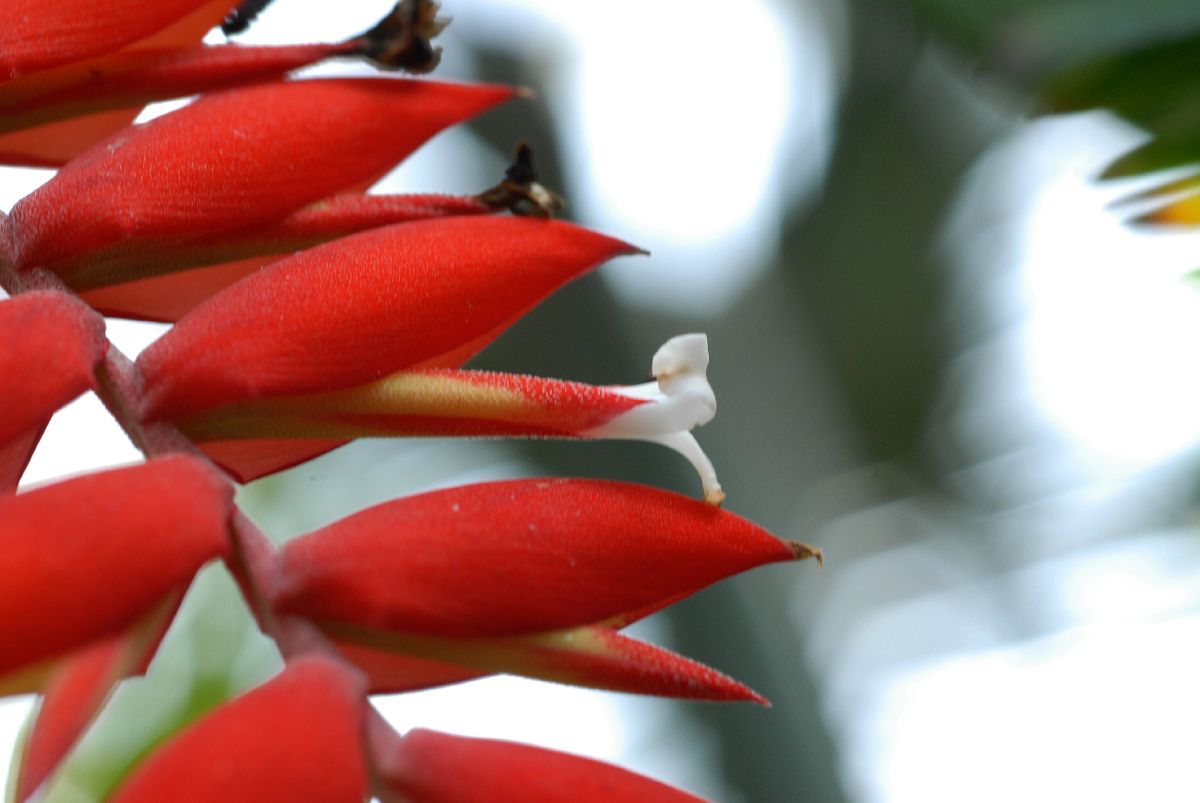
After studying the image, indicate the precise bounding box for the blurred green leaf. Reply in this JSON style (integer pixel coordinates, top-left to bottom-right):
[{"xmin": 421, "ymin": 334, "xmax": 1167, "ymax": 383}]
[
  {"xmin": 1044, "ymin": 37, "xmax": 1200, "ymax": 182},
  {"xmin": 904, "ymin": 0, "xmax": 1200, "ymax": 78},
  {"xmin": 899, "ymin": 0, "xmax": 1200, "ymax": 180}
]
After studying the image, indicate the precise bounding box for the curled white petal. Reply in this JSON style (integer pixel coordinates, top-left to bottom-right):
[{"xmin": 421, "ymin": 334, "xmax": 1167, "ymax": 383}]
[{"xmin": 585, "ymin": 333, "xmax": 725, "ymax": 505}]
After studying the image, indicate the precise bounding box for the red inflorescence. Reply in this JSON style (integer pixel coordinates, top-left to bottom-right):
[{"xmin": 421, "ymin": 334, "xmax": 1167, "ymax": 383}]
[{"xmin": 0, "ymin": 2, "xmax": 820, "ymax": 800}]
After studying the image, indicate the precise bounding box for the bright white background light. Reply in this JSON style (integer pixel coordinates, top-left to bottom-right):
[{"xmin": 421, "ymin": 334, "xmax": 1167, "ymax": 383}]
[{"xmin": 834, "ymin": 113, "xmax": 1200, "ymax": 803}]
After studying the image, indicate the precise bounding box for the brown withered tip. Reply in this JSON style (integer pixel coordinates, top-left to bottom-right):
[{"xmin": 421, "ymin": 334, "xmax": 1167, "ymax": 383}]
[
  {"xmin": 787, "ymin": 540, "xmax": 824, "ymax": 566},
  {"xmin": 477, "ymin": 141, "xmax": 567, "ymax": 218},
  {"xmin": 358, "ymin": 0, "xmax": 449, "ymax": 74},
  {"xmin": 221, "ymin": 0, "xmax": 276, "ymax": 35}
]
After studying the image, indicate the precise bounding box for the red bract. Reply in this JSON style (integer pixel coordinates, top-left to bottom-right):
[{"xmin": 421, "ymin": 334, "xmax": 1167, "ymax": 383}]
[
  {"xmin": 137, "ymin": 216, "xmax": 638, "ymax": 422},
  {"xmin": 314, "ymin": 622, "xmax": 768, "ymax": 703},
  {"xmin": 0, "ymin": 292, "xmax": 106, "ymax": 490},
  {"xmin": 78, "ymin": 193, "xmax": 494, "ymax": 322},
  {"xmin": 275, "ymin": 479, "xmax": 799, "ymax": 637},
  {"xmin": 108, "ymin": 657, "xmax": 369, "ymax": 803},
  {"xmin": 0, "ymin": 43, "xmax": 356, "ymax": 149},
  {"xmin": 0, "ymin": 0, "xmax": 231, "ymax": 80},
  {"xmin": 4, "ymin": 77, "xmax": 514, "ymax": 285},
  {"xmin": 0, "ymin": 2, "xmax": 458, "ymax": 168},
  {"xmin": 269, "ymin": 479, "xmax": 819, "ymax": 700},
  {"xmin": 181, "ymin": 369, "xmax": 647, "ymax": 439},
  {"xmin": 379, "ymin": 728, "xmax": 707, "ymax": 803},
  {"xmin": 0, "ymin": 0, "xmax": 231, "ymax": 167},
  {"xmin": 152, "ymin": 328, "xmax": 725, "ymax": 501},
  {"xmin": 174, "ymin": 369, "xmax": 647, "ymax": 482},
  {"xmin": 0, "ymin": 3, "xmax": 817, "ymax": 795},
  {"xmin": 0, "ymin": 456, "xmax": 231, "ymax": 686}
]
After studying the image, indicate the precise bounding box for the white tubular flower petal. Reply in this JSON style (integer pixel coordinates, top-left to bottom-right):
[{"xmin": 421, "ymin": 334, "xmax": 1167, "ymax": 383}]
[{"xmin": 585, "ymin": 334, "xmax": 725, "ymax": 505}]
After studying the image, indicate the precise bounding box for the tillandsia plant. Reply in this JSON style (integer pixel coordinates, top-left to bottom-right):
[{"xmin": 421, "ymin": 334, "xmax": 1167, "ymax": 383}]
[{"xmin": 0, "ymin": 1, "xmax": 822, "ymax": 800}]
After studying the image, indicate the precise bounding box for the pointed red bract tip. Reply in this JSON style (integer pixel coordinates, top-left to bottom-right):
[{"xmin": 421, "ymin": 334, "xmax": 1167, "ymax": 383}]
[
  {"xmin": 380, "ymin": 729, "xmax": 709, "ymax": 803},
  {"xmin": 108, "ymin": 657, "xmax": 369, "ymax": 803},
  {"xmin": 316, "ymin": 619, "xmax": 767, "ymax": 702},
  {"xmin": 0, "ymin": 456, "xmax": 232, "ymax": 679},
  {"xmin": 137, "ymin": 217, "xmax": 640, "ymax": 422},
  {"xmin": 526, "ymin": 626, "xmax": 770, "ymax": 705},
  {"xmin": 0, "ymin": 1, "xmax": 221, "ymax": 79},
  {"xmin": 271, "ymin": 478, "xmax": 797, "ymax": 639},
  {"xmin": 7, "ymin": 78, "xmax": 515, "ymax": 281}
]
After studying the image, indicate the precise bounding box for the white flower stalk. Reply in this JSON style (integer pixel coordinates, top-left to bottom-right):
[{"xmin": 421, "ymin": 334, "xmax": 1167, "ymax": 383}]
[{"xmin": 586, "ymin": 333, "xmax": 725, "ymax": 505}]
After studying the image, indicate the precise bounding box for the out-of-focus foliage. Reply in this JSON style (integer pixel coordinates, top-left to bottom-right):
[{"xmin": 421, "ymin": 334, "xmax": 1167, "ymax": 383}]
[{"xmin": 900, "ymin": 0, "xmax": 1200, "ymax": 180}]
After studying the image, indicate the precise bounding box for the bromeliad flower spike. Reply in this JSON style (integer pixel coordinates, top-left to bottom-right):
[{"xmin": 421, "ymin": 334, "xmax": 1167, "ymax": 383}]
[{"xmin": 0, "ymin": 2, "xmax": 823, "ymax": 800}]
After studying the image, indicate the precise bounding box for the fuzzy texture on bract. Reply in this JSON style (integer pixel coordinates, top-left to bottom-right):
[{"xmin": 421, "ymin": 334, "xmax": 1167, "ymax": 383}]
[
  {"xmin": 137, "ymin": 217, "xmax": 639, "ymax": 422},
  {"xmin": 271, "ymin": 478, "xmax": 798, "ymax": 638},
  {"xmin": 320, "ymin": 621, "xmax": 769, "ymax": 703},
  {"xmin": 267, "ymin": 480, "xmax": 816, "ymax": 702},
  {"xmin": 173, "ymin": 367, "xmax": 648, "ymax": 444},
  {"xmin": 77, "ymin": 193, "xmax": 495, "ymax": 322},
  {"xmin": 5, "ymin": 78, "xmax": 514, "ymax": 283},
  {"xmin": 108, "ymin": 657, "xmax": 369, "ymax": 803}
]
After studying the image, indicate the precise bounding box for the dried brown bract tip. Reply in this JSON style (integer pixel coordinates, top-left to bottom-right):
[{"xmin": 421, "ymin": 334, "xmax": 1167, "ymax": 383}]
[
  {"xmin": 222, "ymin": 0, "xmax": 277, "ymax": 35},
  {"xmin": 358, "ymin": 0, "xmax": 450, "ymax": 74},
  {"xmin": 478, "ymin": 141, "xmax": 566, "ymax": 218},
  {"xmin": 788, "ymin": 540, "xmax": 824, "ymax": 566}
]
